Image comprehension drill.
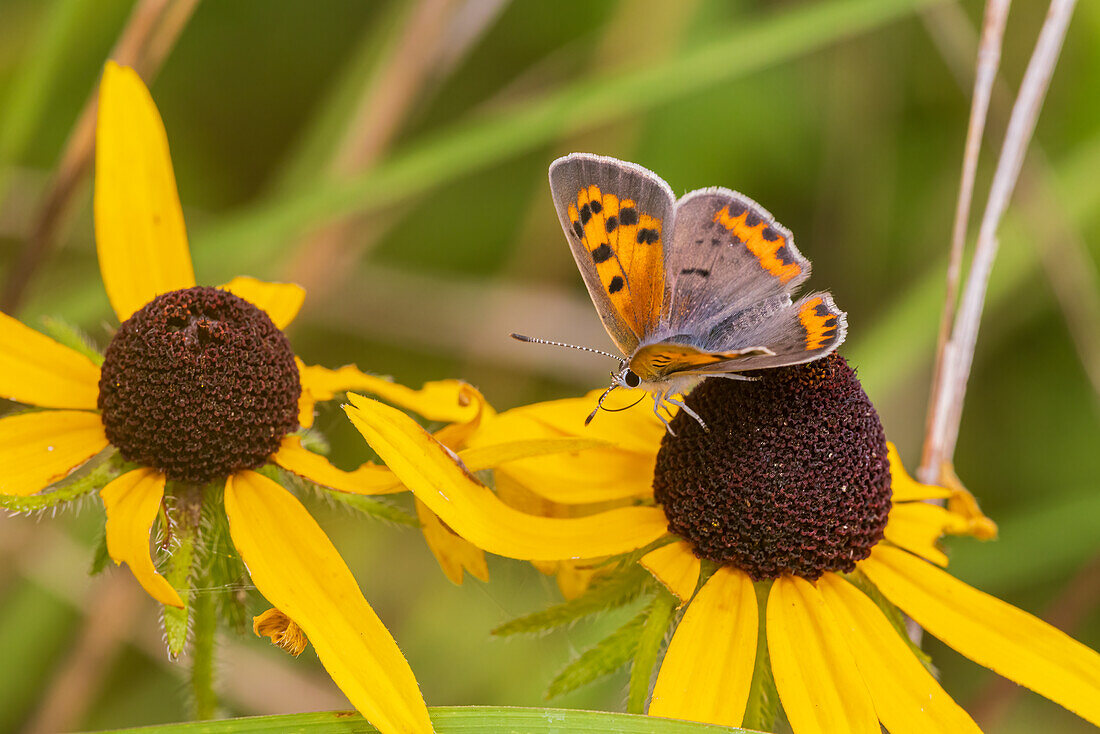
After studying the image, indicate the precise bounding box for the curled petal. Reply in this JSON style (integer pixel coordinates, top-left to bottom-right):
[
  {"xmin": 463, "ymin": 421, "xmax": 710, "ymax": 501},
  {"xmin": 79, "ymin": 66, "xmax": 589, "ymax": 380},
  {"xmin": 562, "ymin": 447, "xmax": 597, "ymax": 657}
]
[
  {"xmin": 883, "ymin": 502, "xmax": 967, "ymax": 567},
  {"xmin": 416, "ymin": 499, "xmax": 488, "ymax": 585},
  {"xmin": 818, "ymin": 573, "xmax": 981, "ymax": 734},
  {"xmin": 886, "ymin": 443, "xmax": 951, "ymax": 501},
  {"xmin": 0, "ymin": 410, "xmax": 109, "ymax": 496},
  {"xmin": 939, "ymin": 462, "xmax": 998, "ymax": 540},
  {"xmin": 344, "ymin": 394, "xmax": 668, "ymax": 561},
  {"xmin": 767, "ymin": 575, "xmax": 879, "ymax": 734},
  {"xmin": 224, "ymin": 470, "xmax": 431, "ymax": 733},
  {"xmin": 220, "ymin": 276, "xmax": 305, "ymax": 330},
  {"xmin": 254, "ymin": 608, "xmax": 310, "ymax": 656},
  {"xmin": 94, "ymin": 62, "xmax": 194, "ymax": 322},
  {"xmin": 862, "ymin": 545, "xmax": 1100, "ymax": 727},
  {"xmin": 100, "ymin": 468, "xmax": 182, "ymax": 607},
  {"xmin": 299, "ymin": 362, "xmax": 482, "ymax": 424},
  {"xmin": 640, "ymin": 541, "xmax": 701, "ymax": 605},
  {"xmin": 649, "ymin": 567, "xmax": 756, "ymax": 726},
  {"xmin": 273, "ymin": 436, "xmax": 403, "ymax": 495},
  {"xmin": 0, "ymin": 312, "xmax": 101, "ymax": 409}
]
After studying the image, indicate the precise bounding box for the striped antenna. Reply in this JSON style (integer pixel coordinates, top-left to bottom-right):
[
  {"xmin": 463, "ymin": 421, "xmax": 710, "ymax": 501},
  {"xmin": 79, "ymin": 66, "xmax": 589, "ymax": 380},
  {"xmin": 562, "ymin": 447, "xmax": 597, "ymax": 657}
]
[{"xmin": 510, "ymin": 333, "xmax": 621, "ymax": 361}]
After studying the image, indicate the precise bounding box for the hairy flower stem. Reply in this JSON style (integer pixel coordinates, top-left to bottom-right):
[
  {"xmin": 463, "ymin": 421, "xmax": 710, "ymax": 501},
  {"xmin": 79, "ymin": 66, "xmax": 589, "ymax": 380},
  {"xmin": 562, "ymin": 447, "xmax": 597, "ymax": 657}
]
[
  {"xmin": 627, "ymin": 589, "xmax": 676, "ymax": 714},
  {"xmin": 190, "ymin": 589, "xmax": 218, "ymax": 720},
  {"xmin": 163, "ymin": 484, "xmax": 202, "ymax": 659}
]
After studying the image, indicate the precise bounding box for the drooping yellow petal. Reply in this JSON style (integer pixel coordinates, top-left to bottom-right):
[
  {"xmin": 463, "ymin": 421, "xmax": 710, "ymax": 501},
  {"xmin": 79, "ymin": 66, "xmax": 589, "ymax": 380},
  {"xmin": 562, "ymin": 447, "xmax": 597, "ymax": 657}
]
[
  {"xmin": 299, "ymin": 362, "xmax": 481, "ymax": 424},
  {"xmin": 224, "ymin": 470, "xmax": 431, "ymax": 733},
  {"xmin": 883, "ymin": 502, "xmax": 967, "ymax": 567},
  {"xmin": 502, "ymin": 390, "xmax": 665, "ymax": 454},
  {"xmin": 254, "ymin": 607, "xmax": 309, "ymax": 656},
  {"xmin": 640, "ymin": 541, "xmax": 701, "ymax": 605},
  {"xmin": 767, "ymin": 575, "xmax": 878, "ymax": 734},
  {"xmin": 272, "ymin": 436, "xmax": 403, "ymax": 495},
  {"xmin": 416, "ymin": 498, "xmax": 489, "ymax": 585},
  {"xmin": 220, "ymin": 276, "xmax": 306, "ymax": 330},
  {"xmin": 100, "ymin": 467, "xmax": 182, "ymax": 608},
  {"xmin": 344, "ymin": 394, "xmax": 668, "ymax": 561},
  {"xmin": 818, "ymin": 573, "xmax": 981, "ymax": 734},
  {"xmin": 457, "ymin": 437, "xmax": 612, "ymax": 472},
  {"xmin": 887, "ymin": 443, "xmax": 951, "ymax": 502},
  {"xmin": 553, "ymin": 560, "xmax": 602, "ymax": 600},
  {"xmin": 649, "ymin": 567, "xmax": 756, "ymax": 726},
  {"xmin": 94, "ymin": 62, "xmax": 194, "ymax": 322},
  {"xmin": 0, "ymin": 312, "xmax": 101, "ymax": 409},
  {"xmin": 0, "ymin": 410, "xmax": 109, "ymax": 496},
  {"xmin": 862, "ymin": 545, "xmax": 1100, "ymax": 726},
  {"xmin": 939, "ymin": 462, "xmax": 998, "ymax": 540}
]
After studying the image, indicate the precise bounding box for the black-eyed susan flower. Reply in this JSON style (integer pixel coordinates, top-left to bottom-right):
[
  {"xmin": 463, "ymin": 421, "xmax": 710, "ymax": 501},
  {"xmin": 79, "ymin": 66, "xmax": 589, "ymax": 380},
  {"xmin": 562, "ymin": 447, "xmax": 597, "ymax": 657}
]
[
  {"xmin": 0, "ymin": 60, "xmax": 505, "ymax": 733},
  {"xmin": 344, "ymin": 354, "xmax": 1100, "ymax": 734}
]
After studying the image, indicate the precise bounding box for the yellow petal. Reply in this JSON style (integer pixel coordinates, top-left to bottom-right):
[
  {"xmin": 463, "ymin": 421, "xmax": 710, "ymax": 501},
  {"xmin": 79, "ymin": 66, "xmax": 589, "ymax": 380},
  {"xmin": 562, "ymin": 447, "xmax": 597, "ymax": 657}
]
[
  {"xmin": 767, "ymin": 575, "xmax": 878, "ymax": 734},
  {"xmin": 416, "ymin": 498, "xmax": 489, "ymax": 585},
  {"xmin": 0, "ymin": 312, "xmax": 101, "ymax": 409},
  {"xmin": 861, "ymin": 545, "xmax": 1100, "ymax": 727},
  {"xmin": 296, "ymin": 360, "xmax": 317, "ymax": 429},
  {"xmin": 467, "ymin": 409, "xmax": 655, "ymax": 503},
  {"xmin": 883, "ymin": 502, "xmax": 967, "ymax": 567},
  {"xmin": 457, "ymin": 437, "xmax": 612, "ymax": 472},
  {"xmin": 505, "ymin": 390, "xmax": 664, "ymax": 454},
  {"xmin": 553, "ymin": 560, "xmax": 601, "ymax": 600},
  {"xmin": 273, "ymin": 436, "xmax": 403, "ymax": 495},
  {"xmin": 100, "ymin": 467, "xmax": 182, "ymax": 607},
  {"xmin": 253, "ymin": 607, "xmax": 309, "ymax": 656},
  {"xmin": 300, "ymin": 362, "xmax": 481, "ymax": 424},
  {"xmin": 939, "ymin": 462, "xmax": 998, "ymax": 540},
  {"xmin": 220, "ymin": 276, "xmax": 306, "ymax": 330},
  {"xmin": 0, "ymin": 410, "xmax": 109, "ymax": 496},
  {"xmin": 94, "ymin": 62, "xmax": 194, "ymax": 322},
  {"xmin": 817, "ymin": 573, "xmax": 981, "ymax": 734},
  {"xmin": 887, "ymin": 443, "xmax": 951, "ymax": 501},
  {"xmin": 640, "ymin": 541, "xmax": 701, "ymax": 605},
  {"xmin": 224, "ymin": 470, "xmax": 431, "ymax": 733},
  {"xmin": 649, "ymin": 567, "xmax": 756, "ymax": 726},
  {"xmin": 344, "ymin": 394, "xmax": 668, "ymax": 560}
]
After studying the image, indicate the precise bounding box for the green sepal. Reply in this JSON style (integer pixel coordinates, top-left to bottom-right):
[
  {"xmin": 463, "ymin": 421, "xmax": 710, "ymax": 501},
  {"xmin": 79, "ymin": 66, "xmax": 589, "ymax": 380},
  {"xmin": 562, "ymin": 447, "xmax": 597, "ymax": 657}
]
[
  {"xmin": 196, "ymin": 485, "xmax": 250, "ymax": 635},
  {"xmin": 493, "ymin": 564, "xmax": 652, "ymax": 637},
  {"xmin": 741, "ymin": 581, "xmax": 779, "ymax": 731},
  {"xmin": 162, "ymin": 484, "xmax": 204, "ymax": 660},
  {"xmin": 39, "ymin": 315, "xmax": 104, "ymax": 365},
  {"xmin": 0, "ymin": 453, "xmax": 118, "ymax": 514},
  {"xmin": 547, "ymin": 607, "xmax": 649, "ymax": 700},
  {"xmin": 627, "ymin": 588, "xmax": 677, "ymax": 713}
]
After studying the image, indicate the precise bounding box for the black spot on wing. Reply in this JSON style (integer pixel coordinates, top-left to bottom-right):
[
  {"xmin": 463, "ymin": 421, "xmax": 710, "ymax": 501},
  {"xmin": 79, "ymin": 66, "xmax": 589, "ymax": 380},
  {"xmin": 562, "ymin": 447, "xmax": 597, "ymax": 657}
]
[
  {"xmin": 745, "ymin": 210, "xmax": 762, "ymax": 228},
  {"xmin": 580, "ymin": 203, "xmax": 592, "ymax": 224},
  {"xmin": 762, "ymin": 226, "xmax": 781, "ymax": 241},
  {"xmin": 814, "ymin": 302, "xmax": 832, "ymax": 318},
  {"xmin": 775, "ymin": 245, "xmax": 796, "ymax": 266},
  {"xmin": 589, "ymin": 200, "xmax": 603, "ymax": 214},
  {"xmin": 572, "ymin": 221, "xmax": 584, "ymax": 239},
  {"xmin": 637, "ymin": 228, "xmax": 660, "ymax": 245},
  {"xmin": 619, "ymin": 207, "xmax": 639, "ymax": 226},
  {"xmin": 726, "ymin": 201, "xmax": 747, "ymax": 217},
  {"xmin": 680, "ymin": 268, "xmax": 711, "ymax": 277},
  {"xmin": 591, "ymin": 244, "xmax": 613, "ymax": 263},
  {"xmin": 608, "ymin": 276, "xmax": 624, "ymax": 294},
  {"xmin": 605, "ymin": 216, "xmax": 618, "ymax": 232}
]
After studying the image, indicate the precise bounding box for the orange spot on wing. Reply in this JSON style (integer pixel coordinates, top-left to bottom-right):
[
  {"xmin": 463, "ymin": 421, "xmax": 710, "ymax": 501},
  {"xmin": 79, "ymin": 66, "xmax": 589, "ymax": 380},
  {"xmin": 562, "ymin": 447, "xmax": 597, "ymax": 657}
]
[
  {"xmin": 799, "ymin": 297, "xmax": 838, "ymax": 350},
  {"xmin": 714, "ymin": 206, "xmax": 801, "ymax": 283}
]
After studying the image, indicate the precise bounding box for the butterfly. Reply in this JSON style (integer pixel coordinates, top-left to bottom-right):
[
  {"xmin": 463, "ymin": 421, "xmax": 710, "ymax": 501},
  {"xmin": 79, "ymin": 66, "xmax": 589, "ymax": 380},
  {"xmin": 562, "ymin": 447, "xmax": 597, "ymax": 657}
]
[{"xmin": 515, "ymin": 153, "xmax": 847, "ymax": 433}]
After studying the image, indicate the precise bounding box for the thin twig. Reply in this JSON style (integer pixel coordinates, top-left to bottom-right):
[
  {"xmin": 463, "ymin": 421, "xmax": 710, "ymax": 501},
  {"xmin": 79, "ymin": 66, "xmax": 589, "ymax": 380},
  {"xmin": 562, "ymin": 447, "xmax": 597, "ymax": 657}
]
[
  {"xmin": 0, "ymin": 0, "xmax": 200, "ymax": 313},
  {"xmin": 918, "ymin": 0, "xmax": 1010, "ymax": 485},
  {"xmin": 928, "ymin": 0, "xmax": 1078, "ymax": 469}
]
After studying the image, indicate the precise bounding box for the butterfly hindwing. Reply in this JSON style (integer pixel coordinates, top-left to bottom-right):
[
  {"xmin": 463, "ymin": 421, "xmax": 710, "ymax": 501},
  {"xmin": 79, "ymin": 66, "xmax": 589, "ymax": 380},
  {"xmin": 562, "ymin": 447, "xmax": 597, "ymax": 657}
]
[
  {"xmin": 549, "ymin": 153, "xmax": 675, "ymax": 355},
  {"xmin": 663, "ymin": 189, "xmax": 810, "ymax": 334},
  {"xmin": 673, "ymin": 292, "xmax": 847, "ymax": 374}
]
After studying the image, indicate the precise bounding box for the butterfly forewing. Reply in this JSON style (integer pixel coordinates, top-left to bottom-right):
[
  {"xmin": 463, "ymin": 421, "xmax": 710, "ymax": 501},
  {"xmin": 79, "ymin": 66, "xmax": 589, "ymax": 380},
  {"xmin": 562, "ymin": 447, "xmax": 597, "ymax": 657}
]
[
  {"xmin": 663, "ymin": 189, "xmax": 810, "ymax": 334},
  {"xmin": 549, "ymin": 153, "xmax": 676, "ymax": 355}
]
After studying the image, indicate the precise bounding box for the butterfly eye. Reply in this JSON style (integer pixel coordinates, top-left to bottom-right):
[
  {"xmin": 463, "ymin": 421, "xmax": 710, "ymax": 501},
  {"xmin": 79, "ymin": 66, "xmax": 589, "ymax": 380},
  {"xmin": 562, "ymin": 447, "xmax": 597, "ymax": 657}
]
[{"xmin": 624, "ymin": 370, "xmax": 641, "ymax": 388}]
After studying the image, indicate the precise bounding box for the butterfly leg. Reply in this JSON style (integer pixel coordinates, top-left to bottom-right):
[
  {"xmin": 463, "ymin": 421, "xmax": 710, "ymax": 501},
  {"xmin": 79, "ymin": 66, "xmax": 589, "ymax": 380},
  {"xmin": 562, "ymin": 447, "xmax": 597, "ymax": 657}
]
[
  {"xmin": 665, "ymin": 393, "xmax": 709, "ymax": 432},
  {"xmin": 651, "ymin": 395, "xmax": 676, "ymax": 435}
]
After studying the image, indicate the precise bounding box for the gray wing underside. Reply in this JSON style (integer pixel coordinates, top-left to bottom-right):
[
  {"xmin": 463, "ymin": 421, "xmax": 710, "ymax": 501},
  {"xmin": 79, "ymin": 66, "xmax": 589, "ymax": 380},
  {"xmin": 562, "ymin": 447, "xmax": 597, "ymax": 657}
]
[
  {"xmin": 662, "ymin": 188, "xmax": 810, "ymax": 335},
  {"xmin": 549, "ymin": 153, "xmax": 676, "ymax": 356}
]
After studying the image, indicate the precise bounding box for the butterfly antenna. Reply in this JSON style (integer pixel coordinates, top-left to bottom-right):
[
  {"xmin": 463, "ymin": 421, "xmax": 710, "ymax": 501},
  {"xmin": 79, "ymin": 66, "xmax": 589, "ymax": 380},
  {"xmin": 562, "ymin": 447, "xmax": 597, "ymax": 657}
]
[
  {"xmin": 585, "ymin": 383, "xmax": 618, "ymax": 426},
  {"xmin": 511, "ymin": 333, "xmax": 620, "ymax": 361}
]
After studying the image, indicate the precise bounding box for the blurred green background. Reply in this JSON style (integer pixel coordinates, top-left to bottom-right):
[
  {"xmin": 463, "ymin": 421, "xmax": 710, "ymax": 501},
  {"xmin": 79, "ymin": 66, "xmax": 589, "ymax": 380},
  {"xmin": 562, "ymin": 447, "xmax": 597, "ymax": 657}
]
[{"xmin": 1, "ymin": 0, "xmax": 1098, "ymax": 732}]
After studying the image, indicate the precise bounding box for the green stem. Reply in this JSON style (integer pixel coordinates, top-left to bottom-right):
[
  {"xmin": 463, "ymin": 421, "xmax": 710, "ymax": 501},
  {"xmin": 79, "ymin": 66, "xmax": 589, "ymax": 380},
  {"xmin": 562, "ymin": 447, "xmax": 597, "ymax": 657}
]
[
  {"xmin": 627, "ymin": 589, "xmax": 677, "ymax": 714},
  {"xmin": 742, "ymin": 582, "xmax": 779, "ymax": 732},
  {"xmin": 190, "ymin": 590, "xmax": 218, "ymax": 720}
]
